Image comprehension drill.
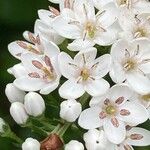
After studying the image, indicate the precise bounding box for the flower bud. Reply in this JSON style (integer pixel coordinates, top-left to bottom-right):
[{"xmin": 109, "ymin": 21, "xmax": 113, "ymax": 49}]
[
  {"xmin": 0, "ymin": 118, "xmax": 6, "ymax": 134},
  {"xmin": 10, "ymin": 102, "xmax": 29, "ymax": 124},
  {"xmin": 65, "ymin": 140, "xmax": 84, "ymax": 150},
  {"xmin": 60, "ymin": 99, "xmax": 82, "ymax": 122},
  {"xmin": 24, "ymin": 92, "xmax": 45, "ymax": 117},
  {"xmin": 84, "ymin": 129, "xmax": 114, "ymax": 150},
  {"xmin": 40, "ymin": 134, "xmax": 63, "ymax": 150},
  {"xmin": 22, "ymin": 138, "xmax": 40, "ymax": 150},
  {"xmin": 5, "ymin": 83, "xmax": 26, "ymax": 103}
]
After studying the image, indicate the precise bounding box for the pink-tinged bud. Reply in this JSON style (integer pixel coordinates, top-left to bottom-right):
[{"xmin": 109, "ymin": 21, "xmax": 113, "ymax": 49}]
[
  {"xmin": 24, "ymin": 92, "xmax": 45, "ymax": 117},
  {"xmin": 5, "ymin": 83, "xmax": 26, "ymax": 103},
  {"xmin": 22, "ymin": 138, "xmax": 40, "ymax": 150},
  {"xmin": 10, "ymin": 102, "xmax": 29, "ymax": 124}
]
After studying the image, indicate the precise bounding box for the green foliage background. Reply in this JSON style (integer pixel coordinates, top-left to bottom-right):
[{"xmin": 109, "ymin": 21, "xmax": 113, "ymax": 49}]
[{"xmin": 0, "ymin": 0, "xmax": 149, "ymax": 149}]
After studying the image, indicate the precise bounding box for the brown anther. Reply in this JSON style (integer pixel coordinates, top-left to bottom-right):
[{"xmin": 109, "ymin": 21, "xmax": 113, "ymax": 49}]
[
  {"xmin": 99, "ymin": 111, "xmax": 107, "ymax": 119},
  {"xmin": 124, "ymin": 144, "xmax": 133, "ymax": 150},
  {"xmin": 44, "ymin": 56, "xmax": 54, "ymax": 72},
  {"xmin": 115, "ymin": 97, "xmax": 124, "ymax": 105},
  {"xmin": 64, "ymin": 0, "xmax": 71, "ymax": 8},
  {"xmin": 28, "ymin": 32, "xmax": 37, "ymax": 44},
  {"xmin": 120, "ymin": 109, "xmax": 130, "ymax": 116},
  {"xmin": 40, "ymin": 134, "xmax": 64, "ymax": 150},
  {"xmin": 28, "ymin": 72, "xmax": 40, "ymax": 78},
  {"xmin": 104, "ymin": 98, "xmax": 110, "ymax": 105},
  {"xmin": 32, "ymin": 60, "xmax": 43, "ymax": 69},
  {"xmin": 17, "ymin": 41, "xmax": 28, "ymax": 49},
  {"xmin": 111, "ymin": 117, "xmax": 119, "ymax": 128},
  {"xmin": 49, "ymin": 6, "xmax": 60, "ymax": 16},
  {"xmin": 130, "ymin": 134, "xmax": 143, "ymax": 140}
]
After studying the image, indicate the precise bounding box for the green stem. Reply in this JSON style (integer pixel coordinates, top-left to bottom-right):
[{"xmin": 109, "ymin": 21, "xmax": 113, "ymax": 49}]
[
  {"xmin": 51, "ymin": 93, "xmax": 90, "ymax": 137},
  {"xmin": 2, "ymin": 129, "xmax": 23, "ymax": 144}
]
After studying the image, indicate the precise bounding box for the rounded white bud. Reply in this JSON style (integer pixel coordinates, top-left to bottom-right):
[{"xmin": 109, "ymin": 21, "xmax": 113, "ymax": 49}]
[
  {"xmin": 60, "ymin": 99, "xmax": 82, "ymax": 122},
  {"xmin": 5, "ymin": 83, "xmax": 26, "ymax": 103},
  {"xmin": 0, "ymin": 118, "xmax": 6, "ymax": 133},
  {"xmin": 10, "ymin": 102, "xmax": 29, "ymax": 124},
  {"xmin": 84, "ymin": 129, "xmax": 114, "ymax": 150},
  {"xmin": 22, "ymin": 138, "xmax": 40, "ymax": 150},
  {"xmin": 65, "ymin": 140, "xmax": 84, "ymax": 150},
  {"xmin": 24, "ymin": 92, "xmax": 45, "ymax": 117}
]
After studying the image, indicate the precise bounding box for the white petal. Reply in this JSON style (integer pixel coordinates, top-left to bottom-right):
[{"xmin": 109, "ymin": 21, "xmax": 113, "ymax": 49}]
[
  {"xmin": 91, "ymin": 54, "xmax": 111, "ymax": 78},
  {"xmin": 78, "ymin": 107, "xmax": 102, "ymax": 129},
  {"xmin": 126, "ymin": 72, "xmax": 150, "ymax": 95},
  {"xmin": 103, "ymin": 118, "xmax": 126, "ymax": 144},
  {"xmin": 85, "ymin": 78, "xmax": 110, "ymax": 97},
  {"xmin": 42, "ymin": 39, "xmax": 60, "ymax": 58},
  {"xmin": 94, "ymin": 22, "xmax": 120, "ymax": 46},
  {"xmin": 59, "ymin": 80, "xmax": 84, "ymax": 99},
  {"xmin": 40, "ymin": 80, "xmax": 59, "ymax": 95},
  {"xmin": 14, "ymin": 77, "xmax": 45, "ymax": 92},
  {"xmin": 93, "ymin": 0, "xmax": 112, "ymax": 10},
  {"xmin": 107, "ymin": 84, "xmax": 133, "ymax": 104},
  {"xmin": 74, "ymin": 48, "xmax": 97, "ymax": 67},
  {"xmin": 67, "ymin": 39, "xmax": 95, "ymax": 51},
  {"xmin": 119, "ymin": 101, "xmax": 149, "ymax": 125},
  {"xmin": 96, "ymin": 2, "xmax": 118, "ymax": 28},
  {"xmin": 52, "ymin": 16, "xmax": 81, "ymax": 39},
  {"xmin": 126, "ymin": 127, "xmax": 150, "ymax": 146},
  {"xmin": 58, "ymin": 52, "xmax": 77, "ymax": 79},
  {"xmin": 8, "ymin": 41, "xmax": 26, "ymax": 59}
]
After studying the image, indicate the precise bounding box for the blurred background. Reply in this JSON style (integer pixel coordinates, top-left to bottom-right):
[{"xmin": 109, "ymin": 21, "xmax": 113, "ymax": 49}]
[{"xmin": 0, "ymin": 0, "xmax": 149, "ymax": 149}]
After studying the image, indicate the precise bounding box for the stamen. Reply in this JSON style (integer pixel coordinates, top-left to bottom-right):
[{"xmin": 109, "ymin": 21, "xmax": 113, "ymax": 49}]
[
  {"xmin": 28, "ymin": 72, "xmax": 40, "ymax": 78},
  {"xmin": 111, "ymin": 117, "xmax": 119, "ymax": 127},
  {"xmin": 124, "ymin": 145, "xmax": 133, "ymax": 150},
  {"xmin": 44, "ymin": 55, "xmax": 54, "ymax": 72},
  {"xmin": 28, "ymin": 32, "xmax": 36, "ymax": 44},
  {"xmin": 125, "ymin": 49, "xmax": 130, "ymax": 58},
  {"xmin": 80, "ymin": 68, "xmax": 90, "ymax": 81},
  {"xmin": 17, "ymin": 41, "xmax": 28, "ymax": 49},
  {"xmin": 130, "ymin": 134, "xmax": 143, "ymax": 140},
  {"xmin": 120, "ymin": 109, "xmax": 130, "ymax": 116},
  {"xmin": 115, "ymin": 97, "xmax": 124, "ymax": 105},
  {"xmin": 104, "ymin": 99, "xmax": 110, "ymax": 105},
  {"xmin": 83, "ymin": 4, "xmax": 88, "ymax": 19},
  {"xmin": 49, "ymin": 6, "xmax": 60, "ymax": 16},
  {"xmin": 32, "ymin": 60, "xmax": 43, "ymax": 69},
  {"xmin": 64, "ymin": 0, "xmax": 71, "ymax": 8},
  {"xmin": 36, "ymin": 34, "xmax": 41, "ymax": 45},
  {"xmin": 82, "ymin": 54, "xmax": 86, "ymax": 64},
  {"xmin": 99, "ymin": 111, "xmax": 107, "ymax": 119},
  {"xmin": 91, "ymin": 62, "xmax": 99, "ymax": 69}
]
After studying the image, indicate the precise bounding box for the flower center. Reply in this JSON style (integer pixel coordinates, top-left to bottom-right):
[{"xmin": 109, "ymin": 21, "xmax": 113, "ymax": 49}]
[
  {"xmin": 42, "ymin": 67, "xmax": 55, "ymax": 80},
  {"xmin": 85, "ymin": 22, "xmax": 96, "ymax": 38},
  {"xmin": 117, "ymin": 0, "xmax": 128, "ymax": 6},
  {"xmin": 134, "ymin": 27, "xmax": 148, "ymax": 38},
  {"xmin": 105, "ymin": 105, "xmax": 117, "ymax": 115},
  {"xmin": 123, "ymin": 59, "xmax": 137, "ymax": 71},
  {"xmin": 81, "ymin": 68, "xmax": 90, "ymax": 81},
  {"xmin": 141, "ymin": 94, "xmax": 150, "ymax": 102}
]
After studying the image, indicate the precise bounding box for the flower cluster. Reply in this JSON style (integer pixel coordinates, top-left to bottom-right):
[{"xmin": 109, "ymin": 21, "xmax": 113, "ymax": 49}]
[{"xmin": 3, "ymin": 0, "xmax": 150, "ymax": 150}]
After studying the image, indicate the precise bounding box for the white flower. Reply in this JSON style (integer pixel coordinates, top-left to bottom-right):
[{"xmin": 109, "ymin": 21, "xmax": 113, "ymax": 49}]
[
  {"xmin": 37, "ymin": 6, "xmax": 64, "ymax": 45},
  {"xmin": 65, "ymin": 140, "xmax": 84, "ymax": 150},
  {"xmin": 8, "ymin": 32, "xmax": 46, "ymax": 60},
  {"xmin": 53, "ymin": 0, "xmax": 119, "ymax": 47},
  {"xmin": 116, "ymin": 127, "xmax": 150, "ymax": 150},
  {"xmin": 5, "ymin": 83, "xmax": 26, "ymax": 103},
  {"xmin": 78, "ymin": 85, "xmax": 148, "ymax": 144},
  {"xmin": 119, "ymin": 11, "xmax": 150, "ymax": 41},
  {"xmin": 59, "ymin": 49, "xmax": 111, "ymax": 99},
  {"xmin": 48, "ymin": 0, "xmax": 60, "ymax": 4},
  {"xmin": 10, "ymin": 102, "xmax": 29, "ymax": 124},
  {"xmin": 22, "ymin": 138, "xmax": 40, "ymax": 150},
  {"xmin": 114, "ymin": 0, "xmax": 150, "ymax": 14},
  {"xmin": 0, "ymin": 118, "xmax": 6, "ymax": 134},
  {"xmin": 13, "ymin": 41, "xmax": 61, "ymax": 95},
  {"xmin": 110, "ymin": 39, "xmax": 150, "ymax": 95},
  {"xmin": 84, "ymin": 129, "xmax": 114, "ymax": 150},
  {"xmin": 24, "ymin": 92, "xmax": 45, "ymax": 117},
  {"xmin": 60, "ymin": 99, "xmax": 82, "ymax": 122}
]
